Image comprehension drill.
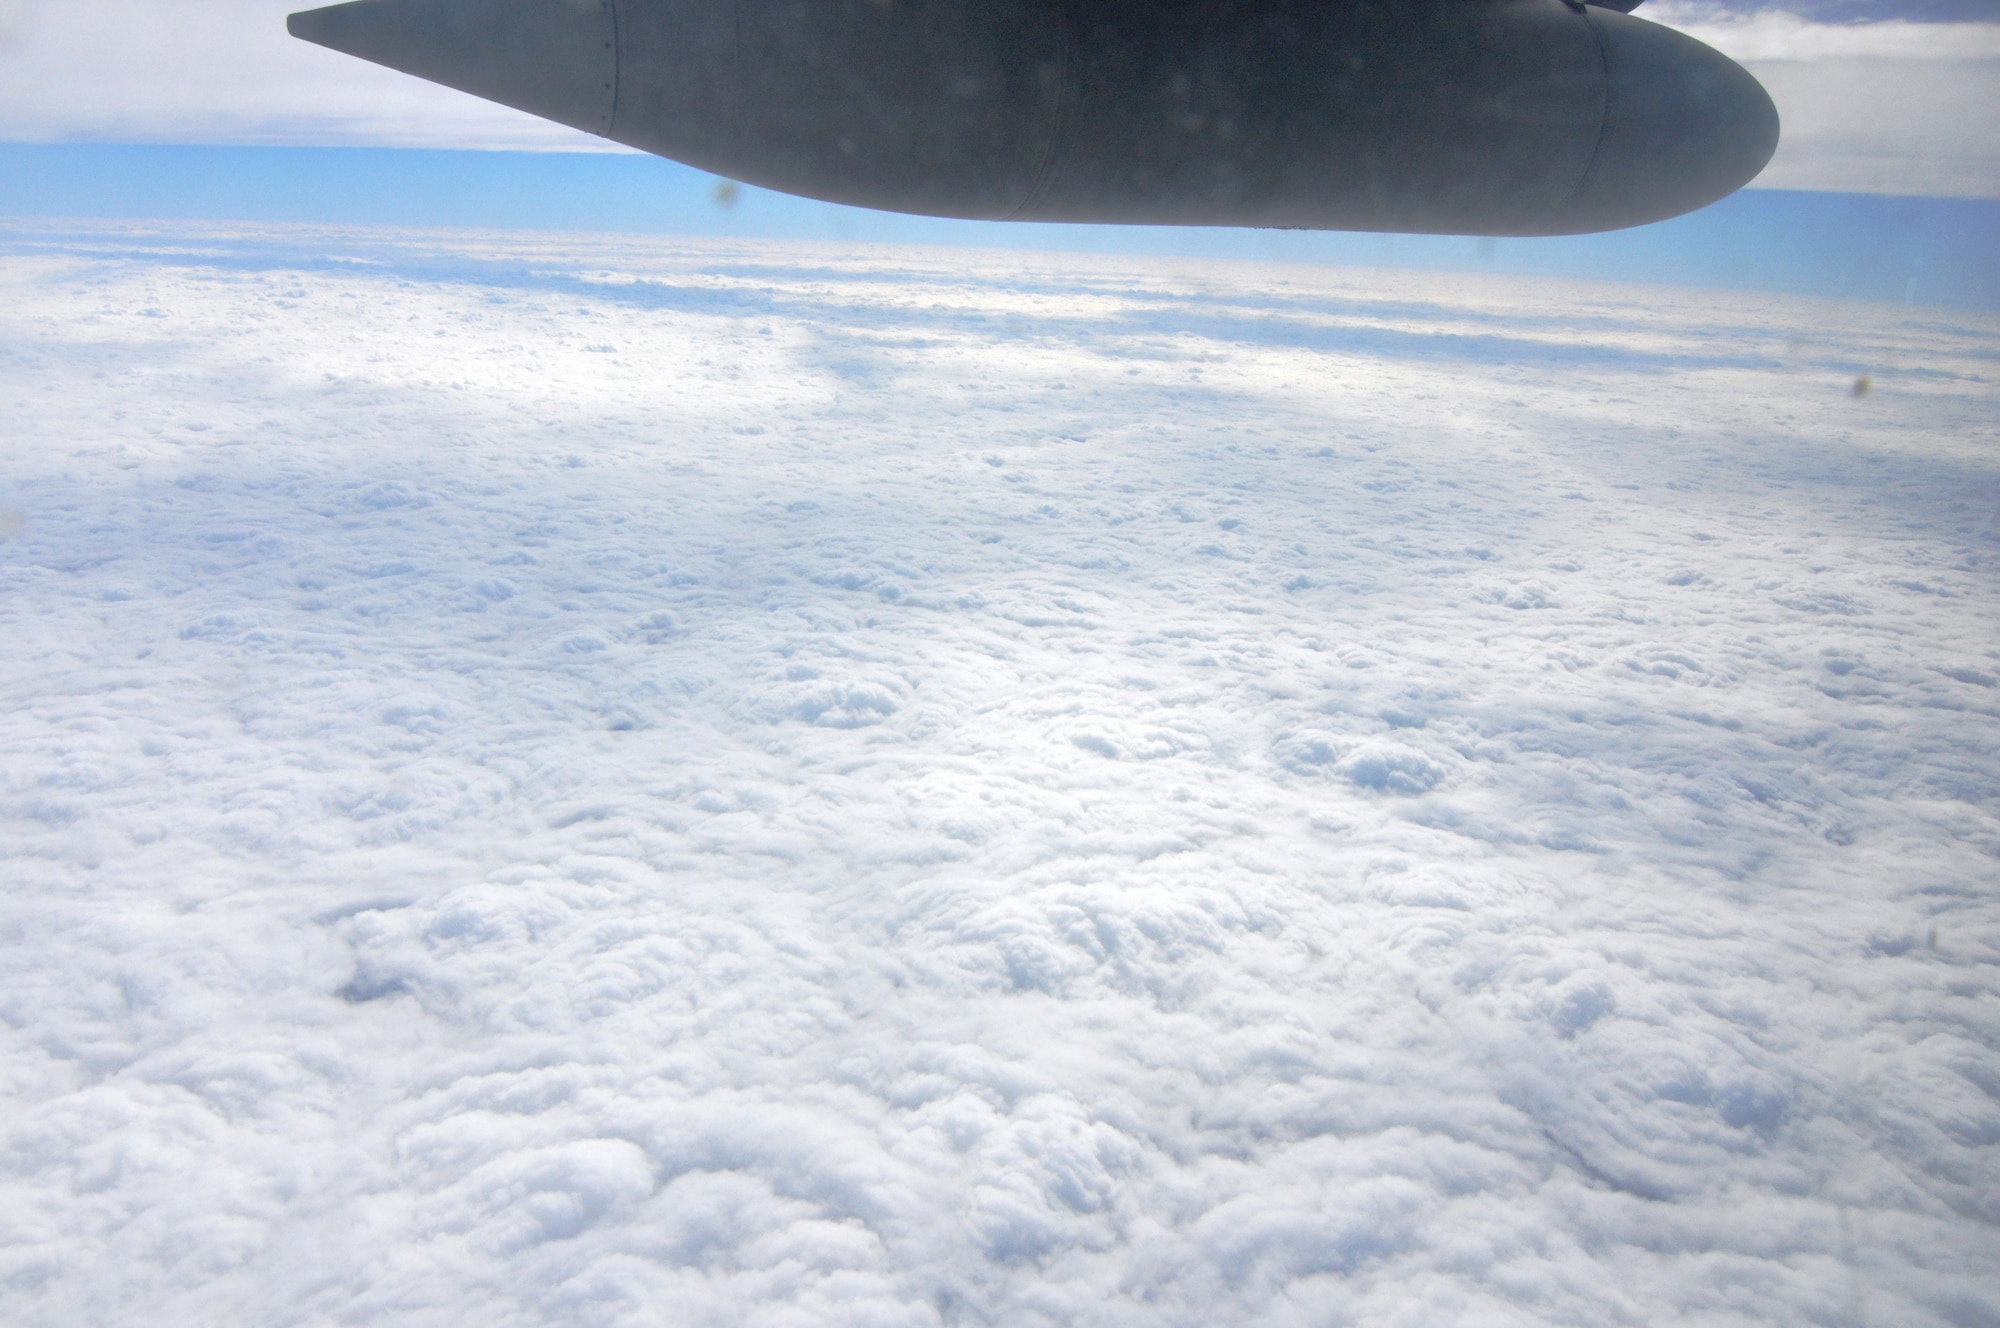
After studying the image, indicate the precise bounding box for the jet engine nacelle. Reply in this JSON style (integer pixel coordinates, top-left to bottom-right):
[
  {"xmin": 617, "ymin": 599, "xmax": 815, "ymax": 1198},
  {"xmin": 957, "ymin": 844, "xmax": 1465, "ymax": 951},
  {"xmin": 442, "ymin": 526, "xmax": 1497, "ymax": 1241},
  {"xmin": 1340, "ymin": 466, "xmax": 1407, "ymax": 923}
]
[{"xmin": 288, "ymin": 0, "xmax": 1779, "ymax": 235}]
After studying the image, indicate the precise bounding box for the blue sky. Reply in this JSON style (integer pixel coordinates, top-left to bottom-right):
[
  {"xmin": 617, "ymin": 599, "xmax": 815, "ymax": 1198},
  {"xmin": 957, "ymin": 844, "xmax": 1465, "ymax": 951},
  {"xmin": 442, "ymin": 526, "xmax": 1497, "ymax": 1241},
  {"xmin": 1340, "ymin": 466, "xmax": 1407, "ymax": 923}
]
[{"xmin": 5, "ymin": 144, "xmax": 1994, "ymax": 309}]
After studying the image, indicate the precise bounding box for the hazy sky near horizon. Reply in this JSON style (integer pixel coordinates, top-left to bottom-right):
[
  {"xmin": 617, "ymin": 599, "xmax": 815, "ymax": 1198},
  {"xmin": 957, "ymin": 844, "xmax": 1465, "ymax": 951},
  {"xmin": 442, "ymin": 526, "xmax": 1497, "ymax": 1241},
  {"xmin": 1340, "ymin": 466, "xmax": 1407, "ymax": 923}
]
[{"xmin": 0, "ymin": 0, "xmax": 1994, "ymax": 199}]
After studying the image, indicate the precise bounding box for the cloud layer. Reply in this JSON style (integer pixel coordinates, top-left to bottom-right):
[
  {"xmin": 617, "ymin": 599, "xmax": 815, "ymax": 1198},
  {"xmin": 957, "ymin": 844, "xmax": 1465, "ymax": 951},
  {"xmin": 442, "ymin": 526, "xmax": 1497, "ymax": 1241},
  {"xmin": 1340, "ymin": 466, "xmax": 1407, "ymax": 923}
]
[
  {"xmin": 0, "ymin": 223, "xmax": 1996, "ymax": 1326},
  {"xmin": 0, "ymin": 0, "xmax": 1995, "ymax": 198}
]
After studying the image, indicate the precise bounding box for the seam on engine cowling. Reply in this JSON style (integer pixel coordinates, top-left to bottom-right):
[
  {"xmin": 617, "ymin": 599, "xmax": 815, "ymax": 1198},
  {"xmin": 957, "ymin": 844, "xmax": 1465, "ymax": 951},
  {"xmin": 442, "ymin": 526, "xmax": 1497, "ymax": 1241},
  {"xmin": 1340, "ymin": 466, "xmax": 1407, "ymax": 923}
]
[
  {"xmin": 1565, "ymin": 4, "xmax": 1616, "ymax": 225},
  {"xmin": 604, "ymin": 0, "xmax": 620, "ymax": 138},
  {"xmin": 1006, "ymin": 0, "xmax": 1072, "ymax": 222}
]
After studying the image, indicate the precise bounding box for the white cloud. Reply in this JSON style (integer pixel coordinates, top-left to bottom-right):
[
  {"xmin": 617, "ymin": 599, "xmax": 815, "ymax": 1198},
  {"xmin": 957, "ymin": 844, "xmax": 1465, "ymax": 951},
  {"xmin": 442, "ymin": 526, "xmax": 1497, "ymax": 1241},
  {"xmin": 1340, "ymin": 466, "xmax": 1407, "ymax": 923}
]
[
  {"xmin": 1649, "ymin": 5, "xmax": 2000, "ymax": 195},
  {"xmin": 0, "ymin": 0, "xmax": 39, "ymax": 52},
  {"xmin": 1650, "ymin": 5, "xmax": 2000, "ymax": 58},
  {"xmin": 1735, "ymin": 56, "xmax": 2000, "ymax": 195},
  {"xmin": 0, "ymin": 0, "xmax": 615, "ymax": 149},
  {"xmin": 0, "ymin": 223, "xmax": 1997, "ymax": 1326},
  {"xmin": 1, "ymin": 1, "xmax": 1995, "ymax": 199}
]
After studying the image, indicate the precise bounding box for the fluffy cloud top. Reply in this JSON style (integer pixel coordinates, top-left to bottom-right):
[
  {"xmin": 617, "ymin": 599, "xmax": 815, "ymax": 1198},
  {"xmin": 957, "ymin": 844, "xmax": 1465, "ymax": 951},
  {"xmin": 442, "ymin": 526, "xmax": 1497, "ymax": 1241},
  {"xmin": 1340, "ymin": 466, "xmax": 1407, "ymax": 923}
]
[
  {"xmin": 0, "ymin": 0, "xmax": 1995, "ymax": 198},
  {"xmin": 0, "ymin": 222, "xmax": 1995, "ymax": 1325}
]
